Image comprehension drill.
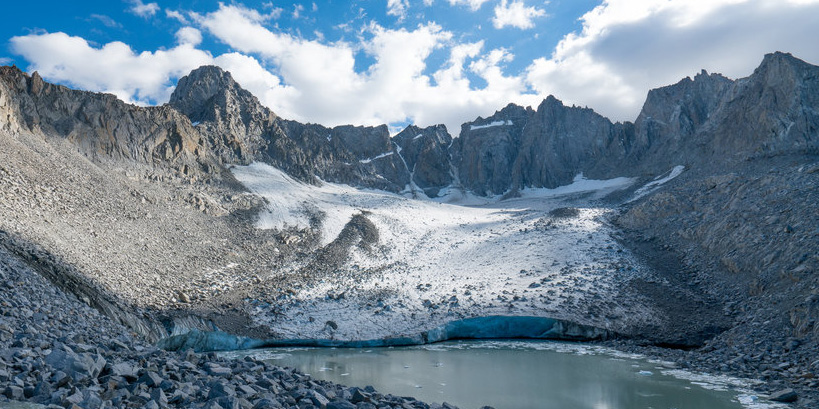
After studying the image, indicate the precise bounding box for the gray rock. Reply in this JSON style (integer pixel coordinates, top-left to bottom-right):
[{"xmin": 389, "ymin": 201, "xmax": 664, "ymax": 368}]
[
  {"xmin": 237, "ymin": 384, "xmax": 257, "ymax": 397},
  {"xmin": 44, "ymin": 346, "xmax": 106, "ymax": 382},
  {"xmin": 208, "ymin": 381, "xmax": 237, "ymax": 400},
  {"xmin": 304, "ymin": 390, "xmax": 329, "ymax": 408},
  {"xmin": 206, "ymin": 363, "xmax": 233, "ymax": 377},
  {"xmin": 151, "ymin": 387, "xmax": 168, "ymax": 406},
  {"xmin": 252, "ymin": 398, "xmax": 284, "ymax": 409},
  {"xmin": 327, "ymin": 400, "xmax": 357, "ymax": 409},
  {"xmin": 3, "ymin": 385, "xmax": 23, "ymax": 400},
  {"xmin": 350, "ymin": 388, "xmax": 370, "ymax": 404},
  {"xmin": 79, "ymin": 390, "xmax": 103, "ymax": 409},
  {"xmin": 138, "ymin": 371, "xmax": 163, "ymax": 388},
  {"xmin": 769, "ymin": 388, "xmax": 798, "ymax": 403},
  {"xmin": 109, "ymin": 362, "xmax": 138, "ymax": 381}
]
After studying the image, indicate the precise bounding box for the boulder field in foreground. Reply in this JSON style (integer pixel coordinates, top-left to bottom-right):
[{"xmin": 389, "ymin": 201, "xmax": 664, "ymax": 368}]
[{"xmin": 0, "ymin": 242, "xmax": 466, "ymax": 409}]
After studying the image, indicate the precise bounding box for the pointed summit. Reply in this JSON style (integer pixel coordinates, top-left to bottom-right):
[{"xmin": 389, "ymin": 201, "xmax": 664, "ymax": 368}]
[
  {"xmin": 747, "ymin": 51, "xmax": 817, "ymax": 92},
  {"xmin": 169, "ymin": 65, "xmax": 278, "ymax": 164},
  {"xmin": 169, "ymin": 65, "xmax": 275, "ymax": 125},
  {"xmin": 758, "ymin": 51, "xmax": 802, "ymax": 68},
  {"xmin": 635, "ymin": 67, "xmax": 734, "ymax": 145}
]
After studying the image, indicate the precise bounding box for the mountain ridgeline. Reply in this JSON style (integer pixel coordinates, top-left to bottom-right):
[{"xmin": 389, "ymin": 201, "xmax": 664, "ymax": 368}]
[{"xmin": 1, "ymin": 52, "xmax": 818, "ymax": 196}]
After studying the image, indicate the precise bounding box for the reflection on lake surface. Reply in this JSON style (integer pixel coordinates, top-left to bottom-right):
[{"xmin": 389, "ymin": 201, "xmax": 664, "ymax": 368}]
[{"xmin": 224, "ymin": 340, "xmax": 781, "ymax": 409}]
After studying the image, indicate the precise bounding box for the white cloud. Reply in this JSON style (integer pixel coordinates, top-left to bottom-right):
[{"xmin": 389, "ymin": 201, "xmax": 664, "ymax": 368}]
[
  {"xmin": 525, "ymin": 0, "xmax": 819, "ymax": 121},
  {"xmin": 193, "ymin": 4, "xmax": 533, "ymax": 132},
  {"xmin": 0, "ymin": 57, "xmax": 12, "ymax": 65},
  {"xmin": 212, "ymin": 53, "xmax": 299, "ymax": 116},
  {"xmin": 195, "ymin": 4, "xmax": 365, "ymax": 122},
  {"xmin": 387, "ymin": 0, "xmax": 410, "ymax": 20},
  {"xmin": 448, "ymin": 0, "xmax": 491, "ymax": 12},
  {"xmin": 128, "ymin": 0, "xmax": 160, "ymax": 18},
  {"xmin": 9, "ymin": 32, "xmax": 212, "ymax": 104},
  {"xmin": 292, "ymin": 4, "xmax": 304, "ymax": 19},
  {"xmin": 492, "ymin": 0, "xmax": 547, "ymax": 29},
  {"xmin": 165, "ymin": 10, "xmax": 189, "ymax": 24},
  {"xmin": 175, "ymin": 27, "xmax": 202, "ymax": 46},
  {"xmin": 89, "ymin": 14, "xmax": 122, "ymax": 28}
]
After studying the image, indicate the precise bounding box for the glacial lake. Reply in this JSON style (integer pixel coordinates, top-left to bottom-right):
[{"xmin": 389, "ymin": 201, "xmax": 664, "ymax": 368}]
[{"xmin": 223, "ymin": 340, "xmax": 781, "ymax": 409}]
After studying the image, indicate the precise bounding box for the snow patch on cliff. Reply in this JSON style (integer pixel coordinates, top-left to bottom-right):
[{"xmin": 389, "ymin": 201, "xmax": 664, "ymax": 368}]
[
  {"xmin": 360, "ymin": 151, "xmax": 395, "ymax": 164},
  {"xmin": 469, "ymin": 120, "xmax": 513, "ymax": 130},
  {"xmin": 629, "ymin": 165, "xmax": 685, "ymax": 202}
]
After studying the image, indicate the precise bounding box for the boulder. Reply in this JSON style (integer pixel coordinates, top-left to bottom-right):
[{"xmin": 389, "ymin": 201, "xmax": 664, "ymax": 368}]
[{"xmin": 769, "ymin": 388, "xmax": 798, "ymax": 403}]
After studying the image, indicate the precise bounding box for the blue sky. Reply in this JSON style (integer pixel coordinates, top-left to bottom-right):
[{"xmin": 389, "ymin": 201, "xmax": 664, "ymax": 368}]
[{"xmin": 2, "ymin": 1, "xmax": 819, "ymax": 134}]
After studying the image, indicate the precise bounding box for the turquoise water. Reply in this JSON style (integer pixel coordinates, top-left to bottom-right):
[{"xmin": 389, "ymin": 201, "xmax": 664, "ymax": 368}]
[{"xmin": 224, "ymin": 340, "xmax": 775, "ymax": 409}]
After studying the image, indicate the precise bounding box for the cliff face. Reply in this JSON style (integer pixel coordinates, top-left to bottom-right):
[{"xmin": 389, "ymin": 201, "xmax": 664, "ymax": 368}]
[
  {"xmin": 700, "ymin": 52, "xmax": 819, "ymax": 158},
  {"xmin": 452, "ymin": 97, "xmax": 640, "ymax": 196},
  {"xmin": 629, "ymin": 52, "xmax": 819, "ymax": 175},
  {"xmin": 2, "ymin": 52, "xmax": 817, "ymax": 198},
  {"xmin": 393, "ymin": 124, "xmax": 453, "ymax": 197},
  {"xmin": 168, "ymin": 66, "xmax": 450, "ymax": 193},
  {"xmin": 169, "ymin": 65, "xmax": 275, "ymax": 165},
  {"xmin": 451, "ymin": 52, "xmax": 819, "ymax": 196},
  {"xmin": 0, "ymin": 66, "xmax": 213, "ymax": 176}
]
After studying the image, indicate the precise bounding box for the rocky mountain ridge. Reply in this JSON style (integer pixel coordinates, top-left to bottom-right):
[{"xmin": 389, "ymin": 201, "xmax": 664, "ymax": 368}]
[
  {"xmin": 631, "ymin": 52, "xmax": 819, "ymax": 175},
  {"xmin": 0, "ymin": 67, "xmax": 217, "ymax": 180},
  {"xmin": 3, "ymin": 52, "xmax": 817, "ymax": 198},
  {"xmin": 452, "ymin": 52, "xmax": 819, "ymax": 194}
]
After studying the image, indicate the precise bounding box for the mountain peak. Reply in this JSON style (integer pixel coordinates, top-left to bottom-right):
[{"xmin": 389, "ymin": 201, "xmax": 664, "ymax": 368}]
[
  {"xmin": 761, "ymin": 51, "xmax": 797, "ymax": 64},
  {"xmin": 750, "ymin": 51, "xmax": 816, "ymax": 85},
  {"xmin": 169, "ymin": 65, "xmax": 273, "ymax": 124}
]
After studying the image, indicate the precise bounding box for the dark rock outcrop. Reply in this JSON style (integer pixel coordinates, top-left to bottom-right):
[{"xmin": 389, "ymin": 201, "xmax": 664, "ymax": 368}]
[
  {"xmin": 631, "ymin": 69, "xmax": 734, "ymax": 168},
  {"xmin": 629, "ymin": 51, "xmax": 819, "ymax": 175},
  {"xmin": 451, "ymin": 52, "xmax": 819, "ymax": 196},
  {"xmin": 169, "ymin": 65, "xmax": 275, "ymax": 165},
  {"xmin": 0, "ymin": 66, "xmax": 214, "ymax": 177},
  {"xmin": 697, "ymin": 52, "xmax": 819, "ymax": 159},
  {"xmin": 393, "ymin": 124, "xmax": 454, "ymax": 197},
  {"xmin": 169, "ymin": 66, "xmax": 422, "ymax": 192},
  {"xmin": 452, "ymin": 97, "xmax": 638, "ymax": 196}
]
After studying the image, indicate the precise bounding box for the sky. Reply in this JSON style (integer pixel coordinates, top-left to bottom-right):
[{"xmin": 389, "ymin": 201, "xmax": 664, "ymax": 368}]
[{"xmin": 2, "ymin": 1, "xmax": 819, "ymax": 135}]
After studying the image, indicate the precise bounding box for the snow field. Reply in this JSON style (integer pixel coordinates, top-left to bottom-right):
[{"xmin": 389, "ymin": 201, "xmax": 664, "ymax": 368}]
[{"xmin": 232, "ymin": 163, "xmax": 665, "ymax": 340}]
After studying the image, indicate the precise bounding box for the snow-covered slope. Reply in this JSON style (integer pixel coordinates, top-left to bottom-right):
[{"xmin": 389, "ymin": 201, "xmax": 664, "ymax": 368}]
[{"xmin": 232, "ymin": 163, "xmax": 664, "ymax": 341}]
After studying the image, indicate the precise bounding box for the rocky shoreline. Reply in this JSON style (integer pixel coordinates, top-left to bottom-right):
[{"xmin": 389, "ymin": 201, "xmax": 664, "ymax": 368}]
[{"xmin": 0, "ymin": 242, "xmax": 475, "ymax": 409}]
